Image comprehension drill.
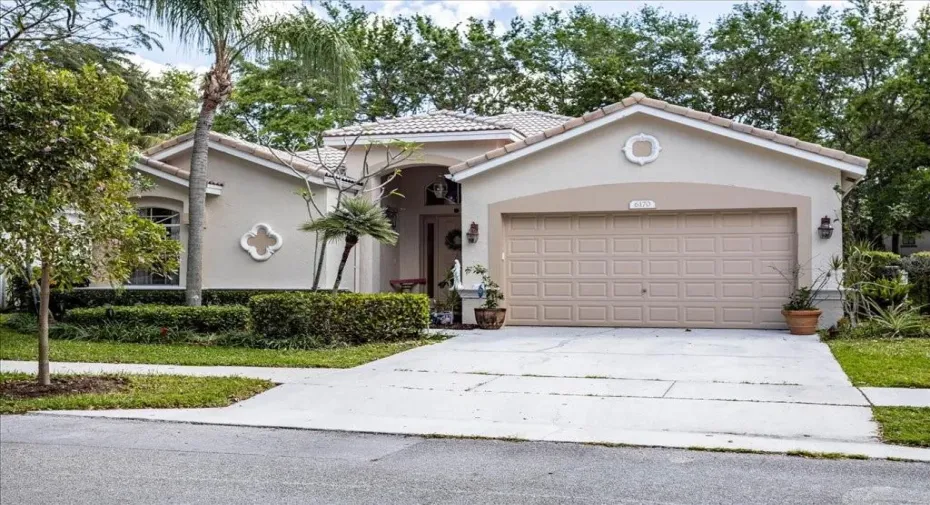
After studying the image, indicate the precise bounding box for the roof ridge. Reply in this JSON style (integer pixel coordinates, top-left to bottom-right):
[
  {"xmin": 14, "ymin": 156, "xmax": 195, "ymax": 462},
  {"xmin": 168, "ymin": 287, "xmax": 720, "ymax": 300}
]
[{"xmin": 449, "ymin": 92, "xmax": 869, "ymax": 175}]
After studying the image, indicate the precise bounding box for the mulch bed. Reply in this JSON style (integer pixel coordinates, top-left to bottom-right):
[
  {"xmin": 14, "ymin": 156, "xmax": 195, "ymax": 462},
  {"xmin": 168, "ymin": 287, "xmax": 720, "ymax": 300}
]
[
  {"xmin": 0, "ymin": 376, "xmax": 129, "ymax": 400},
  {"xmin": 431, "ymin": 323, "xmax": 479, "ymax": 330}
]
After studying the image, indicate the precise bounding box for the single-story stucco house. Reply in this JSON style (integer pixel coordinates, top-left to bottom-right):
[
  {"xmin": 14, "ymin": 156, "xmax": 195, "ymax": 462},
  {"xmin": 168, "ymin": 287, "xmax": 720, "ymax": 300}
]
[{"xmin": 107, "ymin": 92, "xmax": 872, "ymax": 329}]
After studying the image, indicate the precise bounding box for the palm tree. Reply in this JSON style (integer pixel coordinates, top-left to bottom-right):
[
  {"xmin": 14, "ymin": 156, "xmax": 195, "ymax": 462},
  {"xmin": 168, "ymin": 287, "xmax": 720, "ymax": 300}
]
[
  {"xmin": 301, "ymin": 197, "xmax": 397, "ymax": 292},
  {"xmin": 141, "ymin": 0, "xmax": 357, "ymax": 305}
]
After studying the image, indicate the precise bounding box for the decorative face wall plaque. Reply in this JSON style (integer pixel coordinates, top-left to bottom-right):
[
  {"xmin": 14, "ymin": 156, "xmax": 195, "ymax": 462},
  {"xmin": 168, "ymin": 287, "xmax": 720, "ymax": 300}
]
[
  {"xmin": 622, "ymin": 133, "xmax": 662, "ymax": 166},
  {"xmin": 240, "ymin": 223, "xmax": 282, "ymax": 261}
]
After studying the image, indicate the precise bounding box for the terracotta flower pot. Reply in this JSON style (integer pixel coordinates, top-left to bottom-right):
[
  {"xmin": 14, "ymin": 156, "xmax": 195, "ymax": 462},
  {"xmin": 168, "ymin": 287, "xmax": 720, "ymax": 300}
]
[
  {"xmin": 474, "ymin": 308, "xmax": 506, "ymax": 330},
  {"xmin": 781, "ymin": 309, "xmax": 823, "ymax": 335}
]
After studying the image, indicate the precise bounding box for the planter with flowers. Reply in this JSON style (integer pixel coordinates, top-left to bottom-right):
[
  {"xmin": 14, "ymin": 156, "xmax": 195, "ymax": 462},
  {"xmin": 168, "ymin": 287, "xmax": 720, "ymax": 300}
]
[{"xmin": 466, "ymin": 264, "xmax": 506, "ymax": 330}]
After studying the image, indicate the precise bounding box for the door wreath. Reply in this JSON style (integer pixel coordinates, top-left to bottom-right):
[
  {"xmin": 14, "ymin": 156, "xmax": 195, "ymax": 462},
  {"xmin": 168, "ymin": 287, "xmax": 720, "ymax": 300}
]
[{"xmin": 444, "ymin": 229, "xmax": 462, "ymax": 251}]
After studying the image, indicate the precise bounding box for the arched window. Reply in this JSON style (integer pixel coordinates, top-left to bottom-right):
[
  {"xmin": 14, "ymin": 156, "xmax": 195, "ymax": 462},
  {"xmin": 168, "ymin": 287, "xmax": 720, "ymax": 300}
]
[
  {"xmin": 129, "ymin": 207, "xmax": 181, "ymax": 285},
  {"xmin": 426, "ymin": 177, "xmax": 461, "ymax": 206}
]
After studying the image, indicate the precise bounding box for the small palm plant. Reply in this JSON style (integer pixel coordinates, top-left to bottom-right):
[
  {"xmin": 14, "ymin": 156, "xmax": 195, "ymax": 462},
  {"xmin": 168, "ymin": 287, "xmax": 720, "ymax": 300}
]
[{"xmin": 301, "ymin": 197, "xmax": 398, "ymax": 292}]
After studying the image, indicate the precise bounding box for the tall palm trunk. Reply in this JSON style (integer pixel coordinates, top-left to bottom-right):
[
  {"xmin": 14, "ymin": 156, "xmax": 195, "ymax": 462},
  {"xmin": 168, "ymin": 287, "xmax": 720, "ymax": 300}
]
[
  {"xmin": 332, "ymin": 235, "xmax": 358, "ymax": 293},
  {"xmin": 37, "ymin": 260, "xmax": 51, "ymax": 386},
  {"xmin": 186, "ymin": 57, "xmax": 232, "ymax": 306}
]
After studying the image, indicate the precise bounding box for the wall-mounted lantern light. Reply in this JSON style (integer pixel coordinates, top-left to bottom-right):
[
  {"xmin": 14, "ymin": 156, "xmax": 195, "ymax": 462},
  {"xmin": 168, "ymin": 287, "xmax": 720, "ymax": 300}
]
[
  {"xmin": 430, "ymin": 175, "xmax": 448, "ymax": 199},
  {"xmin": 818, "ymin": 216, "xmax": 834, "ymax": 239},
  {"xmin": 466, "ymin": 222, "xmax": 479, "ymax": 243}
]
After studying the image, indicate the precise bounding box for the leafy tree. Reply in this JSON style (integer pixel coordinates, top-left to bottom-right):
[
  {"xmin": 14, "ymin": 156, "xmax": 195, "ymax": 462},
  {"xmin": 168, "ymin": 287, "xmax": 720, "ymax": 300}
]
[
  {"xmin": 213, "ymin": 60, "xmax": 352, "ymax": 150},
  {"xmin": 141, "ymin": 0, "xmax": 357, "ymax": 305},
  {"xmin": 301, "ymin": 196, "xmax": 398, "ymax": 293},
  {"xmin": 415, "ymin": 16, "xmax": 513, "ymax": 114},
  {"xmin": 0, "ymin": 59, "xmax": 181, "ymax": 384},
  {"xmin": 36, "ymin": 41, "xmax": 198, "ymax": 146},
  {"xmin": 0, "ymin": 0, "xmax": 157, "ymax": 56},
  {"xmin": 705, "ymin": 0, "xmax": 839, "ymax": 140},
  {"xmin": 326, "ymin": 1, "xmax": 426, "ymax": 120}
]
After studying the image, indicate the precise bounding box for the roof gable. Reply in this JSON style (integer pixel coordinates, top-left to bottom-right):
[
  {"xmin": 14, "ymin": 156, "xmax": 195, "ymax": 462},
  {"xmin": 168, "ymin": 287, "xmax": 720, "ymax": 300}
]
[
  {"xmin": 141, "ymin": 131, "xmax": 350, "ymax": 188},
  {"xmin": 449, "ymin": 93, "xmax": 868, "ymax": 182}
]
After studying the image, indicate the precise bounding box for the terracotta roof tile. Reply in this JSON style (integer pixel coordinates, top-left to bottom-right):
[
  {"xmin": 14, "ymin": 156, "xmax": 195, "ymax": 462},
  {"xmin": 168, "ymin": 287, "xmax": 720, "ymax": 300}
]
[
  {"xmin": 143, "ymin": 131, "xmax": 348, "ymax": 179},
  {"xmin": 449, "ymin": 92, "xmax": 870, "ymax": 175},
  {"xmin": 135, "ymin": 155, "xmax": 224, "ymax": 187},
  {"xmin": 324, "ymin": 110, "xmax": 572, "ymax": 139}
]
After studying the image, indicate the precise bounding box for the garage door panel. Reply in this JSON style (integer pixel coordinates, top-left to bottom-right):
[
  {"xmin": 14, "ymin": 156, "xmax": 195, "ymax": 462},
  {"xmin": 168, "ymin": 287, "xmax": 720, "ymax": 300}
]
[
  {"xmin": 613, "ymin": 260, "xmax": 643, "ymax": 275},
  {"xmin": 578, "ymin": 238, "xmax": 609, "ymax": 254},
  {"xmin": 504, "ymin": 210, "xmax": 795, "ymax": 328},
  {"xmin": 648, "ymin": 282, "xmax": 679, "ymax": 298},
  {"xmin": 542, "ymin": 238, "xmax": 572, "ymax": 254},
  {"xmin": 509, "ymin": 238, "xmax": 538, "ymax": 254},
  {"xmin": 543, "ymin": 260, "xmax": 572, "ymax": 276}
]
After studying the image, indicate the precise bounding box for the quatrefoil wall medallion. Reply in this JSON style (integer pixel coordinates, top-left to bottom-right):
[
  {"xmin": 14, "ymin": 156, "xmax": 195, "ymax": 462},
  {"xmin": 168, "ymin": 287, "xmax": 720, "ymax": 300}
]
[{"xmin": 240, "ymin": 223, "xmax": 283, "ymax": 261}]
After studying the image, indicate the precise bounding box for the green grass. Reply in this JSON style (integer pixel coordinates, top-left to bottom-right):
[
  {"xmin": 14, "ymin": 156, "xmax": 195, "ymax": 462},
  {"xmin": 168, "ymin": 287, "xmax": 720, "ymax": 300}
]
[
  {"xmin": 0, "ymin": 327, "xmax": 434, "ymax": 369},
  {"xmin": 0, "ymin": 372, "xmax": 273, "ymax": 414},
  {"xmin": 827, "ymin": 339, "xmax": 930, "ymax": 388},
  {"xmin": 873, "ymin": 407, "xmax": 930, "ymax": 448}
]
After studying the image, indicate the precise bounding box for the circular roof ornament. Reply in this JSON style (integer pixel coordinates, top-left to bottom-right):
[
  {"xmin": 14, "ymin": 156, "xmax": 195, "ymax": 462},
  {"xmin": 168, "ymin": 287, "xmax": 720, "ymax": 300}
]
[{"xmin": 622, "ymin": 133, "xmax": 662, "ymax": 166}]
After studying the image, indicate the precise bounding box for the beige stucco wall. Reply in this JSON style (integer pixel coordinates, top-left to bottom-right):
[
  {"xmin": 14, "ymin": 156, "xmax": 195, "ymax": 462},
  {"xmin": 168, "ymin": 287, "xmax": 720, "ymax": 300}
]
[
  {"xmin": 459, "ymin": 113, "xmax": 845, "ymax": 325},
  {"xmin": 98, "ymin": 149, "xmax": 341, "ymax": 290}
]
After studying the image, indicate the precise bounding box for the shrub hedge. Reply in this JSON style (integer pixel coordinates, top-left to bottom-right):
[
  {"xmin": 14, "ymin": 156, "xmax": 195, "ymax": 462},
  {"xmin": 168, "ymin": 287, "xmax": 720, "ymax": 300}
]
[
  {"xmin": 65, "ymin": 305, "xmax": 250, "ymax": 333},
  {"xmin": 250, "ymin": 292, "xmax": 430, "ymax": 347},
  {"xmin": 49, "ymin": 288, "xmax": 325, "ymax": 312},
  {"xmin": 861, "ymin": 250, "xmax": 902, "ymax": 278}
]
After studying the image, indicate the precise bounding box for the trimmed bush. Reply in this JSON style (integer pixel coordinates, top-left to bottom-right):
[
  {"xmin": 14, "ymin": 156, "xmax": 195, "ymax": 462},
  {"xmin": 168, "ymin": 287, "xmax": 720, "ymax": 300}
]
[
  {"xmin": 65, "ymin": 305, "xmax": 250, "ymax": 333},
  {"xmin": 49, "ymin": 288, "xmax": 331, "ymax": 313},
  {"xmin": 250, "ymin": 293, "xmax": 430, "ymax": 347}
]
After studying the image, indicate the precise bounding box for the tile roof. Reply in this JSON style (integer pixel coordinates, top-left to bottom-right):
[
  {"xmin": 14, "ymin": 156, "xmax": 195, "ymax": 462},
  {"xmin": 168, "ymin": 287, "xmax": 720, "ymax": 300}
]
[
  {"xmin": 449, "ymin": 92, "xmax": 870, "ymax": 175},
  {"xmin": 135, "ymin": 155, "xmax": 224, "ymax": 186},
  {"xmin": 485, "ymin": 111, "xmax": 573, "ymax": 137},
  {"xmin": 324, "ymin": 109, "xmax": 573, "ymax": 138},
  {"xmin": 324, "ymin": 110, "xmax": 515, "ymax": 137},
  {"xmin": 143, "ymin": 131, "xmax": 346, "ymax": 177}
]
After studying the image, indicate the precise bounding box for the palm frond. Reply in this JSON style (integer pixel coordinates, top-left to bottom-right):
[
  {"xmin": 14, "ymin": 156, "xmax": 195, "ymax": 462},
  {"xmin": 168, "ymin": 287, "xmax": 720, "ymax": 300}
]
[
  {"xmin": 139, "ymin": 0, "xmax": 256, "ymax": 52},
  {"xmin": 247, "ymin": 7, "xmax": 358, "ymax": 103},
  {"xmin": 301, "ymin": 197, "xmax": 398, "ymax": 246}
]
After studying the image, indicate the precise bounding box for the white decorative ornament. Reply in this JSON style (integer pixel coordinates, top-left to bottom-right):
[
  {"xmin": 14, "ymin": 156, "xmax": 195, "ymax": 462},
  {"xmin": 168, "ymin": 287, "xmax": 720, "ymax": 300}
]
[
  {"xmin": 240, "ymin": 223, "xmax": 283, "ymax": 261},
  {"xmin": 622, "ymin": 133, "xmax": 662, "ymax": 166}
]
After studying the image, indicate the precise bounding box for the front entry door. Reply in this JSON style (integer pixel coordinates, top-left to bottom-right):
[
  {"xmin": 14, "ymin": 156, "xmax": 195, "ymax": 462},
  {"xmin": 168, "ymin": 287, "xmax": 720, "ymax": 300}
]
[{"xmin": 423, "ymin": 215, "xmax": 461, "ymax": 298}]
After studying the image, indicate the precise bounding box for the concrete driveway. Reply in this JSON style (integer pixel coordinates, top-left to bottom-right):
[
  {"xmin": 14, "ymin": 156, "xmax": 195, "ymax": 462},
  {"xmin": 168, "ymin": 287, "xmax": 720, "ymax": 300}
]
[{"xmin": 36, "ymin": 327, "xmax": 929, "ymax": 459}]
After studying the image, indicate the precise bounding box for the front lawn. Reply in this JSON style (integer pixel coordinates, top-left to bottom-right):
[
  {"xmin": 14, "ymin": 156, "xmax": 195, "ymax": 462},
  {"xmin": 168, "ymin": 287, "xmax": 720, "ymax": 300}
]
[
  {"xmin": 827, "ymin": 339, "xmax": 930, "ymax": 388},
  {"xmin": 0, "ymin": 327, "xmax": 435, "ymax": 369},
  {"xmin": 0, "ymin": 372, "xmax": 273, "ymax": 414},
  {"xmin": 873, "ymin": 407, "xmax": 930, "ymax": 447}
]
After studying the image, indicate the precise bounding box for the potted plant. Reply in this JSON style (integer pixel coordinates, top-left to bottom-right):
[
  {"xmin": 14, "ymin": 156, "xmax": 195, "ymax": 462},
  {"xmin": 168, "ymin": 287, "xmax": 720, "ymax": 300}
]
[
  {"xmin": 466, "ymin": 264, "xmax": 505, "ymax": 329},
  {"xmin": 778, "ymin": 265, "xmax": 834, "ymax": 335}
]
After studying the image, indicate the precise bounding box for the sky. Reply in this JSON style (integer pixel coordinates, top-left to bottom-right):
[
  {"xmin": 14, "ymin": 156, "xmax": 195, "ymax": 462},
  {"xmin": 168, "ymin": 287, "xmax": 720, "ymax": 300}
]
[{"xmin": 127, "ymin": 0, "xmax": 930, "ymax": 76}]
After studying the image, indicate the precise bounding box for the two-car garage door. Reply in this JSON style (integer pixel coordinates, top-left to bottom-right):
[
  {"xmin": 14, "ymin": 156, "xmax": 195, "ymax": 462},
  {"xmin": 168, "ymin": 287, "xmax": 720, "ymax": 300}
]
[{"xmin": 504, "ymin": 210, "xmax": 796, "ymax": 328}]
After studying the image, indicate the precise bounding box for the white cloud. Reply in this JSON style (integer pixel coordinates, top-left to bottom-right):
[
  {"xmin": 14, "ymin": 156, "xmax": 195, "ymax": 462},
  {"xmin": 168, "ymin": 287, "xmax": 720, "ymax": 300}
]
[
  {"xmin": 376, "ymin": 1, "xmax": 509, "ymax": 28},
  {"xmin": 126, "ymin": 54, "xmax": 210, "ymax": 77}
]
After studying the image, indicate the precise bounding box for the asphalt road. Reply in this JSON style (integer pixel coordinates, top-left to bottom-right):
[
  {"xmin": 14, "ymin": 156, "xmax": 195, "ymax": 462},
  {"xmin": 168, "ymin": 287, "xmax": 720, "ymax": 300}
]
[{"xmin": 1, "ymin": 416, "xmax": 928, "ymax": 505}]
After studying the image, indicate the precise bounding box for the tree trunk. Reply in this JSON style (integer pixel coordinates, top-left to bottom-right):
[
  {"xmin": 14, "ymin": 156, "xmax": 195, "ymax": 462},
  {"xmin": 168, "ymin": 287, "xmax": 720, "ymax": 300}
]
[
  {"xmin": 312, "ymin": 236, "xmax": 326, "ymax": 290},
  {"xmin": 891, "ymin": 233, "xmax": 900, "ymax": 255},
  {"xmin": 332, "ymin": 236, "xmax": 358, "ymax": 293},
  {"xmin": 186, "ymin": 61, "xmax": 232, "ymax": 306},
  {"xmin": 37, "ymin": 260, "xmax": 51, "ymax": 386}
]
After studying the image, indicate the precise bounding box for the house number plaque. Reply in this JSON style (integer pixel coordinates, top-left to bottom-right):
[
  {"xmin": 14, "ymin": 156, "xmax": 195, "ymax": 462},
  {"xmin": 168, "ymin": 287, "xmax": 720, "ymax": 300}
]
[{"xmin": 629, "ymin": 200, "xmax": 656, "ymax": 210}]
